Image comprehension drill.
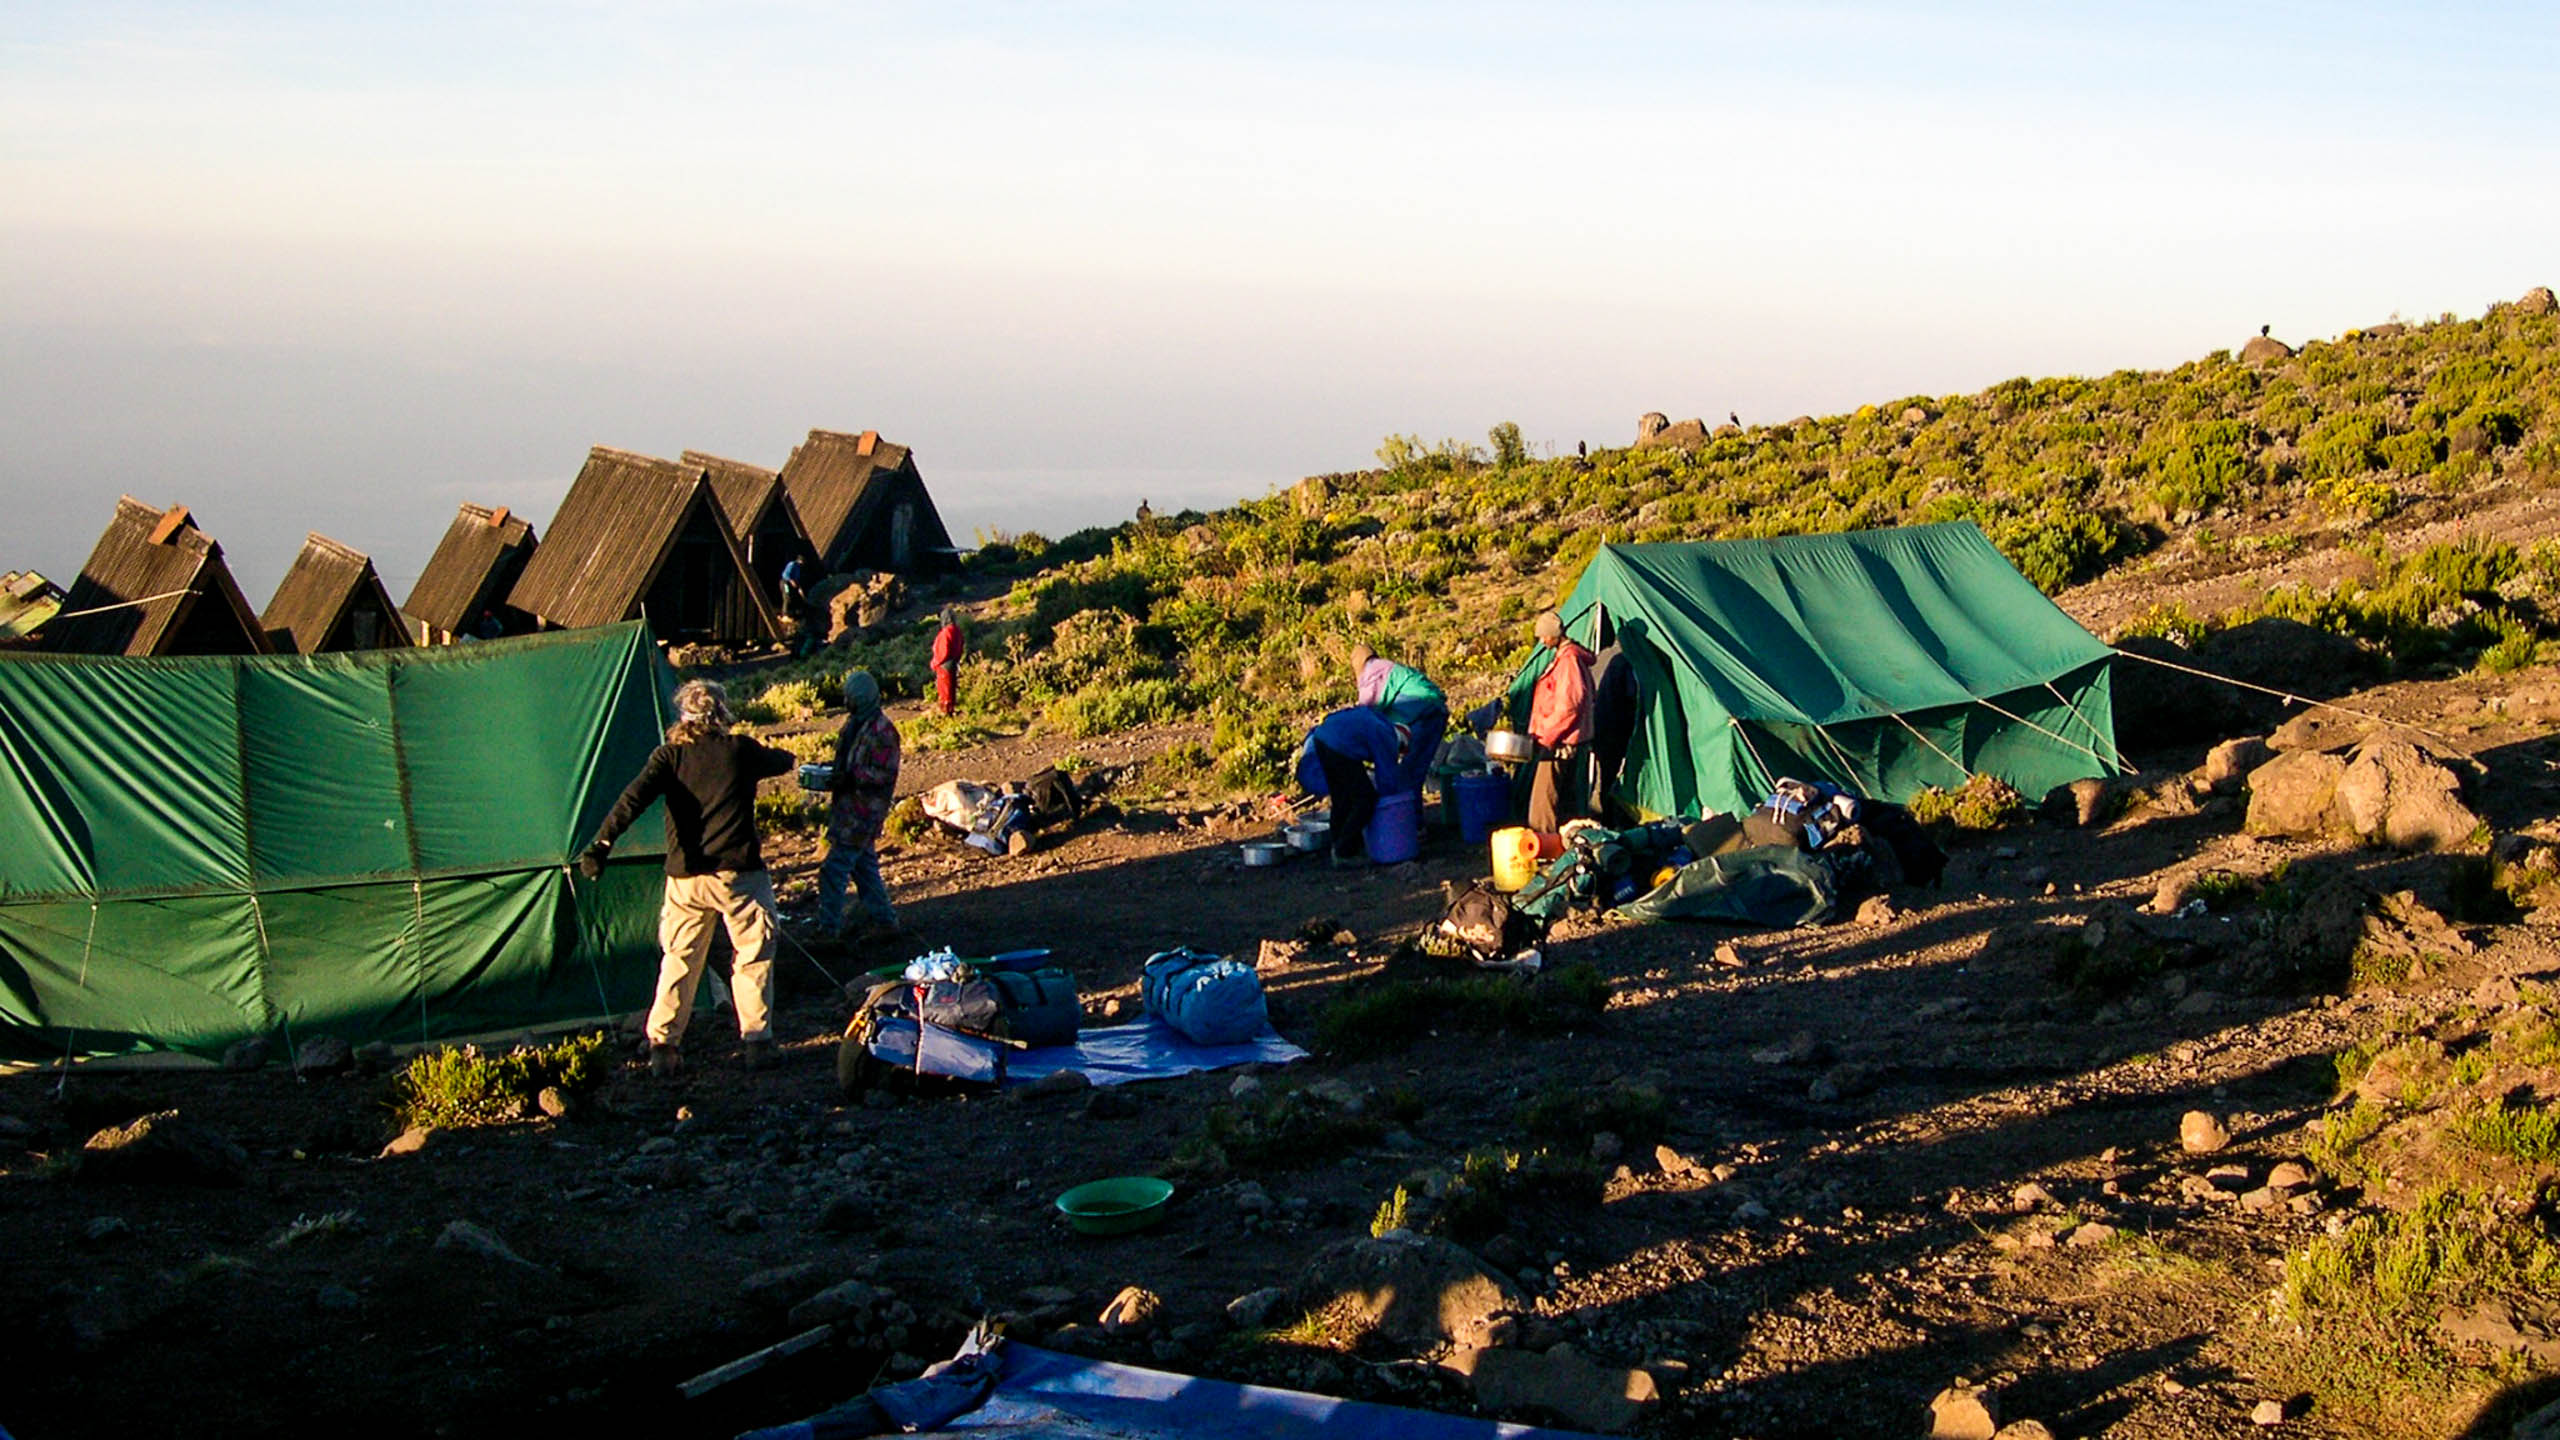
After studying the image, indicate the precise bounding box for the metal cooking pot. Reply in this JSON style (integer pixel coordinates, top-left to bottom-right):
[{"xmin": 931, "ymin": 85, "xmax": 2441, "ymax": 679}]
[
  {"xmin": 1284, "ymin": 820, "xmax": 1331, "ymax": 852},
  {"xmin": 1484, "ymin": 729, "xmax": 1536, "ymax": 764},
  {"xmin": 1239, "ymin": 841, "xmax": 1287, "ymax": 868}
]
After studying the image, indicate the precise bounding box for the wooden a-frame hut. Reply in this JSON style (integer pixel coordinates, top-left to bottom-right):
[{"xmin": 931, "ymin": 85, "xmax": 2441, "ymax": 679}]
[
  {"xmin": 777, "ymin": 428, "xmax": 955, "ymax": 575},
  {"xmin": 37, "ymin": 498, "xmax": 271, "ymax": 656},
  {"xmin": 681, "ymin": 449, "xmax": 813, "ymax": 603},
  {"xmin": 405, "ymin": 503, "xmax": 539, "ymax": 645},
  {"xmin": 259, "ymin": 532, "xmax": 410, "ymax": 654},
  {"xmin": 506, "ymin": 448, "xmax": 778, "ymax": 646}
]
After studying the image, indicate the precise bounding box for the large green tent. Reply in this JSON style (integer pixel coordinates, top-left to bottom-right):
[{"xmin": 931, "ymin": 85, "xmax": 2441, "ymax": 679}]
[
  {"xmin": 1516, "ymin": 523, "xmax": 2121, "ymax": 820},
  {"xmin": 0, "ymin": 623, "xmax": 675, "ymax": 1062}
]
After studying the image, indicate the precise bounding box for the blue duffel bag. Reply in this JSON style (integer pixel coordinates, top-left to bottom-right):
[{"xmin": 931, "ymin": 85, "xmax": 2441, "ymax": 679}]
[{"xmin": 1141, "ymin": 947, "xmax": 1267, "ymax": 1046}]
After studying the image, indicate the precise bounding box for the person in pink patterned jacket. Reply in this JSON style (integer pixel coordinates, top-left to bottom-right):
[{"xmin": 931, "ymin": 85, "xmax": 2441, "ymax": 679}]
[{"xmin": 815, "ymin": 669, "xmax": 902, "ymax": 941}]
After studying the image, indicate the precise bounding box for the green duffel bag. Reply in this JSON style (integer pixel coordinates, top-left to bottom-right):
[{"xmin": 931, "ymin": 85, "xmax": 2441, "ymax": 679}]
[{"xmin": 989, "ymin": 967, "xmax": 1081, "ymax": 1048}]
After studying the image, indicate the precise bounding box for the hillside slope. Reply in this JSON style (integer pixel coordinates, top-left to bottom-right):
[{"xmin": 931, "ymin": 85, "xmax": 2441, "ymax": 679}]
[{"xmin": 784, "ymin": 288, "xmax": 2560, "ymax": 790}]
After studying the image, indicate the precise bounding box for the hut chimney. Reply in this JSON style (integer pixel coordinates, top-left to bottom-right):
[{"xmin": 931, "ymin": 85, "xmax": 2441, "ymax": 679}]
[{"xmin": 148, "ymin": 506, "xmax": 192, "ymax": 546}]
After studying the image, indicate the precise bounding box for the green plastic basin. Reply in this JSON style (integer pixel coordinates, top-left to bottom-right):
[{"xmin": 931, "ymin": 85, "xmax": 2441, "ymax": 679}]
[{"xmin": 1055, "ymin": 1176, "xmax": 1175, "ymax": 1235}]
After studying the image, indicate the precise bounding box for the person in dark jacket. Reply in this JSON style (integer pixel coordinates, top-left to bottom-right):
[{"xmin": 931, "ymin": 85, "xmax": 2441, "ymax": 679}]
[{"xmin": 579, "ymin": 678, "xmax": 796, "ymax": 1076}]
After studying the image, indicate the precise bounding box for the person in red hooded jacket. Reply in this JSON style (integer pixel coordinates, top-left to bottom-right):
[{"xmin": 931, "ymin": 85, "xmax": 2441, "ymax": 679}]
[
  {"xmin": 1525, "ymin": 609, "xmax": 1595, "ymax": 831},
  {"xmin": 930, "ymin": 607, "xmax": 964, "ymax": 716}
]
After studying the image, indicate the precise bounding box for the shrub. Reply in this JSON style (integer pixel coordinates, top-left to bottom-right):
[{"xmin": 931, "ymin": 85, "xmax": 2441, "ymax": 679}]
[
  {"xmin": 391, "ymin": 1032, "xmax": 610, "ymax": 1131},
  {"xmin": 2451, "ymin": 1099, "xmax": 2560, "ymax": 1163},
  {"xmin": 2275, "ymin": 1185, "xmax": 2560, "ymax": 1419},
  {"xmin": 1312, "ymin": 965, "xmax": 1610, "ymax": 1059},
  {"xmin": 755, "ymin": 790, "xmax": 818, "ymax": 834},
  {"xmin": 1906, "ymin": 773, "xmax": 2024, "ymax": 830},
  {"xmin": 1518, "ymin": 1080, "xmax": 1667, "ymax": 1145}
]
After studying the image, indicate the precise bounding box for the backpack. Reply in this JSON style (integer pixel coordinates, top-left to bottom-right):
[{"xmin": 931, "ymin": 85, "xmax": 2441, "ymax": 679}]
[
  {"xmin": 987, "ymin": 968, "xmax": 1081, "ymax": 1047},
  {"xmin": 1437, "ymin": 881, "xmax": 1542, "ymax": 961},
  {"xmin": 836, "ymin": 981, "xmax": 1010, "ymax": 1097},
  {"xmin": 1141, "ymin": 948, "xmax": 1267, "ymax": 1046},
  {"xmin": 1024, "ymin": 767, "xmax": 1084, "ymax": 828}
]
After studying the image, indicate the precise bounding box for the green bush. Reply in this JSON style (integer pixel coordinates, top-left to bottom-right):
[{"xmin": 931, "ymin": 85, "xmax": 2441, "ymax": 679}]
[
  {"xmin": 1313, "ymin": 965, "xmax": 1609, "ymax": 1058},
  {"xmin": 2276, "ymin": 1185, "xmax": 2560, "ymax": 1418},
  {"xmin": 392, "ymin": 1032, "xmax": 610, "ymax": 1131},
  {"xmin": 1906, "ymin": 774, "xmax": 2025, "ymax": 830}
]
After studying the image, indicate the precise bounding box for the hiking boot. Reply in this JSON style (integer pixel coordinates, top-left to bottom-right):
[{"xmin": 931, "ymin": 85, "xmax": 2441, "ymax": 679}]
[
  {"xmin": 647, "ymin": 1043, "xmax": 682, "ymax": 1078},
  {"xmin": 741, "ymin": 1037, "xmax": 774, "ymax": 1071}
]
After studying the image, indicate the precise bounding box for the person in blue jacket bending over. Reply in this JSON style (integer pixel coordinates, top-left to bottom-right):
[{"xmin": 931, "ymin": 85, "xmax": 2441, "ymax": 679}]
[{"xmin": 1298, "ymin": 707, "xmax": 1414, "ymax": 867}]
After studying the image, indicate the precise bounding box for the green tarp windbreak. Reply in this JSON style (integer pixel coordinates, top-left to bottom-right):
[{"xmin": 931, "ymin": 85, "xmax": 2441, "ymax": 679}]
[
  {"xmin": 1531, "ymin": 523, "xmax": 2119, "ymax": 821},
  {"xmin": 0, "ymin": 623, "xmax": 675, "ymax": 1062}
]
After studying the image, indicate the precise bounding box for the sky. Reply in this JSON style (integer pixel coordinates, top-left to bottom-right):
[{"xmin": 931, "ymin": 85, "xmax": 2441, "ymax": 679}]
[{"xmin": 6, "ymin": 2, "xmax": 2558, "ymax": 599}]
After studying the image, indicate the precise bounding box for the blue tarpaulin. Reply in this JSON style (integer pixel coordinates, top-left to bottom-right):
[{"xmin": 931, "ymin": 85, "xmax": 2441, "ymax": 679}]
[
  {"xmin": 1002, "ymin": 1017, "xmax": 1308, "ymax": 1088},
  {"xmin": 750, "ymin": 1340, "xmax": 1604, "ymax": 1440}
]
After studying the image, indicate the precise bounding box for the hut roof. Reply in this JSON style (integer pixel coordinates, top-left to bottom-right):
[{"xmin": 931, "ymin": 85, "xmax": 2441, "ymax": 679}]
[
  {"xmin": 406, "ymin": 503, "xmax": 538, "ymax": 636},
  {"xmin": 507, "ymin": 447, "xmax": 773, "ymax": 634},
  {"xmin": 0, "ymin": 571, "xmax": 65, "ymax": 644},
  {"xmin": 680, "ymin": 450, "xmax": 796, "ymax": 544},
  {"xmin": 39, "ymin": 497, "xmax": 270, "ymax": 655},
  {"xmin": 259, "ymin": 532, "xmax": 407, "ymax": 653},
  {"xmin": 779, "ymin": 428, "xmax": 923, "ymax": 562}
]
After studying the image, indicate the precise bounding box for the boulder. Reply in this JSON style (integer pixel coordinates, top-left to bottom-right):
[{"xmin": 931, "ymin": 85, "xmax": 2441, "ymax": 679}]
[
  {"xmin": 435, "ymin": 1219, "xmax": 538, "ymax": 1270},
  {"xmin": 2513, "ymin": 1394, "xmax": 2560, "ymax": 1439},
  {"xmin": 1635, "ymin": 412, "xmax": 1670, "ymax": 444},
  {"xmin": 1927, "ymin": 1382, "xmax": 2002, "ymax": 1439},
  {"xmin": 1992, "ymin": 1424, "xmax": 2058, "ymax": 1440},
  {"xmin": 1303, "ymin": 1234, "xmax": 1524, "ymax": 1350},
  {"xmin": 2246, "ymin": 751, "xmax": 2346, "ymax": 838},
  {"xmin": 2332, "ymin": 736, "xmax": 2480, "ymax": 851},
  {"xmin": 1226, "ymin": 1287, "xmax": 1291, "ymax": 1329},
  {"xmin": 2269, "ymin": 710, "xmax": 2377, "ymax": 754},
  {"xmin": 2180, "ymin": 1110, "xmax": 2231, "ymax": 1153},
  {"xmin": 739, "ymin": 1261, "xmax": 831, "ymax": 1310},
  {"xmin": 1646, "ymin": 418, "xmax": 1709, "ymax": 449},
  {"xmin": 1100, "ymin": 1286, "xmax": 1163, "ymax": 1334},
  {"xmin": 1449, "ymin": 1345, "xmax": 1658, "ymax": 1433},
  {"xmin": 292, "ymin": 1034, "xmax": 353, "ymax": 1076},
  {"xmin": 79, "ymin": 1112, "xmax": 249, "ymax": 1187},
  {"xmin": 2519, "ymin": 285, "xmax": 2559, "ymax": 318},
  {"xmin": 789, "ymin": 1279, "xmax": 887, "ymax": 1330},
  {"xmin": 220, "ymin": 1035, "xmax": 272, "ymax": 1072},
  {"xmin": 2202, "ymin": 737, "xmax": 2272, "ymax": 794},
  {"xmin": 2240, "ymin": 334, "xmax": 2294, "ymax": 366}
]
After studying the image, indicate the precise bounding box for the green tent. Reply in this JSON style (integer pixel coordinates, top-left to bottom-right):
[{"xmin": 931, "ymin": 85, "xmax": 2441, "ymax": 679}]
[
  {"xmin": 1525, "ymin": 523, "xmax": 2121, "ymax": 820},
  {"xmin": 0, "ymin": 623, "xmax": 676, "ymax": 1062}
]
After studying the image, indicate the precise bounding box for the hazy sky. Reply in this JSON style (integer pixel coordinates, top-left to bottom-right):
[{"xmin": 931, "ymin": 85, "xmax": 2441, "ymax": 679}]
[{"xmin": 6, "ymin": 2, "xmax": 2557, "ymax": 598}]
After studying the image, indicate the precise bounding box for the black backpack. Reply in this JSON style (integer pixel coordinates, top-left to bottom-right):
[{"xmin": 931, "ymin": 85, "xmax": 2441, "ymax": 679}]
[{"xmin": 1024, "ymin": 767, "xmax": 1084, "ymax": 828}]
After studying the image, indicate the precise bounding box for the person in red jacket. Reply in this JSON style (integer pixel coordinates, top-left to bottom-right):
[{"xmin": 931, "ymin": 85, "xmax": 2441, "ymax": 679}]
[
  {"xmin": 1525, "ymin": 609, "xmax": 1595, "ymax": 832},
  {"xmin": 930, "ymin": 607, "xmax": 965, "ymax": 716}
]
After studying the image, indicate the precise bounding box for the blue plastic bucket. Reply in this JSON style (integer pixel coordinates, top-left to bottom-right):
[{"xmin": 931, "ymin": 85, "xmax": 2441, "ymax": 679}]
[
  {"xmin": 1365, "ymin": 790, "xmax": 1423, "ymax": 864},
  {"xmin": 1451, "ymin": 770, "xmax": 1511, "ymax": 845}
]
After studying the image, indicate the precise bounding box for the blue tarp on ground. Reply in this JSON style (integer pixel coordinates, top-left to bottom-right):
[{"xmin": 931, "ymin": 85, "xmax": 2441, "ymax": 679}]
[
  {"xmin": 1003, "ymin": 1018, "xmax": 1308, "ymax": 1089},
  {"xmin": 753, "ymin": 1341, "xmax": 1605, "ymax": 1440}
]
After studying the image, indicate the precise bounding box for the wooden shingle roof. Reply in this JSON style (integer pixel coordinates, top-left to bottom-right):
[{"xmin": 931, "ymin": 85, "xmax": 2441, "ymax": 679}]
[
  {"xmin": 259, "ymin": 532, "xmax": 407, "ymax": 653},
  {"xmin": 681, "ymin": 450, "xmax": 793, "ymax": 544},
  {"xmin": 405, "ymin": 503, "xmax": 538, "ymax": 636},
  {"xmin": 506, "ymin": 447, "xmax": 775, "ymax": 637},
  {"xmin": 779, "ymin": 428, "xmax": 932, "ymax": 564},
  {"xmin": 38, "ymin": 498, "xmax": 271, "ymax": 656}
]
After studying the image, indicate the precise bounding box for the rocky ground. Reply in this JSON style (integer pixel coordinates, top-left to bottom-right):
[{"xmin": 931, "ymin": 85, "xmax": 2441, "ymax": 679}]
[{"xmin": 9, "ymin": 521, "xmax": 2560, "ymax": 1439}]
